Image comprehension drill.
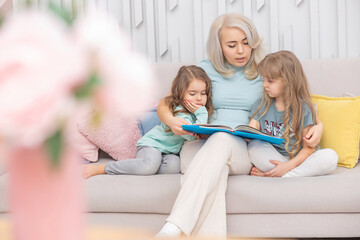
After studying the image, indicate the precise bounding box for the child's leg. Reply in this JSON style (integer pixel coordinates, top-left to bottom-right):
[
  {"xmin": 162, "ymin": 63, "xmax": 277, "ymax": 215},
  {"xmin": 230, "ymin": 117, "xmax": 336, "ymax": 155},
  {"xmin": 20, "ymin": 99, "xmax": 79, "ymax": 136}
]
[
  {"xmin": 82, "ymin": 163, "xmax": 106, "ymax": 179},
  {"xmin": 284, "ymin": 148, "xmax": 338, "ymax": 177},
  {"xmin": 248, "ymin": 140, "xmax": 288, "ymax": 172},
  {"xmin": 105, "ymin": 146, "xmax": 162, "ymax": 175},
  {"xmin": 157, "ymin": 154, "xmax": 180, "ymax": 174}
]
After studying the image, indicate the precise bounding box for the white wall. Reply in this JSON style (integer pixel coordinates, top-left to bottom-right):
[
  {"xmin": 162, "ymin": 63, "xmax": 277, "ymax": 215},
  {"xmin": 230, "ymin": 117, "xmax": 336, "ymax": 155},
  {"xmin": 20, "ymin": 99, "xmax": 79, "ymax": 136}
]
[{"xmin": 14, "ymin": 0, "xmax": 360, "ymax": 62}]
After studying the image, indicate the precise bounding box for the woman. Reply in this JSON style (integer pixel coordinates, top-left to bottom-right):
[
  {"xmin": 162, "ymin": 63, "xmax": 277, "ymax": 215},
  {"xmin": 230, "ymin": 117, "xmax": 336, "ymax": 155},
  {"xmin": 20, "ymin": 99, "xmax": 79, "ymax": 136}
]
[{"xmin": 156, "ymin": 13, "xmax": 324, "ymax": 238}]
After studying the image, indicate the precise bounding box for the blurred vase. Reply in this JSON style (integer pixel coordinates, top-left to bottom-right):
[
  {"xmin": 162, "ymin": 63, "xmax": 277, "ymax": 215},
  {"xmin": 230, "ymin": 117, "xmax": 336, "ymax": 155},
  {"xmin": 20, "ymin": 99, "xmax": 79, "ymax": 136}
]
[{"xmin": 9, "ymin": 146, "xmax": 84, "ymax": 240}]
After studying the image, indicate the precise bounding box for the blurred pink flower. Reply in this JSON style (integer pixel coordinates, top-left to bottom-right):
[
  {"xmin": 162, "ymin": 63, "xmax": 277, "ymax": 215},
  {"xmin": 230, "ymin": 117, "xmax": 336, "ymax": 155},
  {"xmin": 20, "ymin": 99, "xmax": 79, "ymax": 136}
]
[
  {"xmin": 73, "ymin": 12, "xmax": 155, "ymax": 117},
  {"xmin": 0, "ymin": 9, "xmax": 156, "ymax": 150},
  {"xmin": 0, "ymin": 11, "xmax": 88, "ymax": 147}
]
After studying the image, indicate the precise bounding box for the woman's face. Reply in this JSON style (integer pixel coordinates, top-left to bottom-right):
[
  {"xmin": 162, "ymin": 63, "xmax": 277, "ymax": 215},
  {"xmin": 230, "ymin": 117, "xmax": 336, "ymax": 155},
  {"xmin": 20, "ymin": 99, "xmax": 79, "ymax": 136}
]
[{"xmin": 220, "ymin": 27, "xmax": 252, "ymax": 67}]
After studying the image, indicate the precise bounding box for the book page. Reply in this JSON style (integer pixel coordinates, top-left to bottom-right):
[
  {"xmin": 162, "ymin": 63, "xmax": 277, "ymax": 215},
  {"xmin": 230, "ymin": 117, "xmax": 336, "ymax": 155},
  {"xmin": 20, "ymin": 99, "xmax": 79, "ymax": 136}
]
[
  {"xmin": 234, "ymin": 125, "xmax": 269, "ymax": 136},
  {"xmin": 196, "ymin": 124, "xmax": 233, "ymax": 131}
]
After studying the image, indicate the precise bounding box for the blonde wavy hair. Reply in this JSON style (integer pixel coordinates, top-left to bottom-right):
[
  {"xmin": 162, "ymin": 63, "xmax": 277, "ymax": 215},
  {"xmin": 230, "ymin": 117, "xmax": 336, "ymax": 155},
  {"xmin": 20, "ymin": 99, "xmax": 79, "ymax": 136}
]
[
  {"xmin": 251, "ymin": 51, "xmax": 316, "ymax": 159},
  {"xmin": 207, "ymin": 13, "xmax": 265, "ymax": 79}
]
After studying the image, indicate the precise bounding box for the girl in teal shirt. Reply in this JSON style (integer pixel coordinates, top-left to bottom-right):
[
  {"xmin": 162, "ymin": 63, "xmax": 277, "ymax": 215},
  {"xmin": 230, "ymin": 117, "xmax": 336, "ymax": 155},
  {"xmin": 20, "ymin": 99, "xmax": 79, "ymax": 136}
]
[{"xmin": 83, "ymin": 65, "xmax": 213, "ymax": 178}]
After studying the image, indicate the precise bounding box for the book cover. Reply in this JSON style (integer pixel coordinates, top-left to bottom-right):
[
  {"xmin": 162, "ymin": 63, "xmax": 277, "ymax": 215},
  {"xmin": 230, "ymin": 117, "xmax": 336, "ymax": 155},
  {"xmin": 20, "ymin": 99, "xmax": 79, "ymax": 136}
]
[{"xmin": 182, "ymin": 124, "xmax": 284, "ymax": 145}]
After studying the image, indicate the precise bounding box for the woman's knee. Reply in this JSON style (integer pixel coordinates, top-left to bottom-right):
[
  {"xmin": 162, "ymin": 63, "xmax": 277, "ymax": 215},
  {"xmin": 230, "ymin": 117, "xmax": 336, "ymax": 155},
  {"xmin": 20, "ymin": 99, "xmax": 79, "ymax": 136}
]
[
  {"xmin": 210, "ymin": 132, "xmax": 243, "ymax": 144},
  {"xmin": 180, "ymin": 139, "xmax": 205, "ymax": 173},
  {"xmin": 207, "ymin": 132, "xmax": 248, "ymax": 154}
]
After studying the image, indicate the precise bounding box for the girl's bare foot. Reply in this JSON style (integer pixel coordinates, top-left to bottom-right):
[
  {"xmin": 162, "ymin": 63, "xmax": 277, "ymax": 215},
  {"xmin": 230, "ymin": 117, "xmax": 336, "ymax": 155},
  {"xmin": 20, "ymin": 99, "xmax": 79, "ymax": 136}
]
[
  {"xmin": 82, "ymin": 164, "xmax": 106, "ymax": 179},
  {"xmin": 250, "ymin": 166, "xmax": 266, "ymax": 177}
]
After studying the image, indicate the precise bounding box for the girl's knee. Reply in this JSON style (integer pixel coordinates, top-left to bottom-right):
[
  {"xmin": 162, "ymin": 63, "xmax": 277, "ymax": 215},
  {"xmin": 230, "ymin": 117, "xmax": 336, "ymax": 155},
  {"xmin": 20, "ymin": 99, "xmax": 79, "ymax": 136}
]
[
  {"xmin": 158, "ymin": 155, "xmax": 180, "ymax": 174},
  {"xmin": 248, "ymin": 140, "xmax": 269, "ymax": 157},
  {"xmin": 138, "ymin": 157, "xmax": 162, "ymax": 175},
  {"xmin": 311, "ymin": 149, "xmax": 338, "ymax": 173},
  {"xmin": 248, "ymin": 140, "xmax": 264, "ymax": 152},
  {"xmin": 322, "ymin": 148, "xmax": 339, "ymax": 170}
]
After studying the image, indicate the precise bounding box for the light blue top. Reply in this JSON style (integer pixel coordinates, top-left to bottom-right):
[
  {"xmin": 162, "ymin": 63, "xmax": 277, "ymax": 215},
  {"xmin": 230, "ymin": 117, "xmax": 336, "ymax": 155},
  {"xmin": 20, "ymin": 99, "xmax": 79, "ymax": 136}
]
[
  {"xmin": 198, "ymin": 59, "xmax": 263, "ymax": 129},
  {"xmin": 137, "ymin": 106, "xmax": 208, "ymax": 154},
  {"xmin": 250, "ymin": 99, "xmax": 314, "ymax": 157}
]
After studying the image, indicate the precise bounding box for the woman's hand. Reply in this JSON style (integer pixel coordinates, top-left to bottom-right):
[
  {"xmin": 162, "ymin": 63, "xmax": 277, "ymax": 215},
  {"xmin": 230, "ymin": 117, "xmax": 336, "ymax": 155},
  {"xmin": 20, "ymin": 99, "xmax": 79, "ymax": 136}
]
[
  {"xmin": 303, "ymin": 122, "xmax": 323, "ymax": 148},
  {"xmin": 183, "ymin": 100, "xmax": 202, "ymax": 113},
  {"xmin": 168, "ymin": 116, "xmax": 192, "ymax": 135}
]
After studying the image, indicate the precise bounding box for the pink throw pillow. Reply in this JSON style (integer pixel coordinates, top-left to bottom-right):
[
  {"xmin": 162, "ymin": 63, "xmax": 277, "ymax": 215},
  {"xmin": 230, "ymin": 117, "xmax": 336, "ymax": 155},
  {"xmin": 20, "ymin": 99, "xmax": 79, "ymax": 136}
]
[
  {"xmin": 73, "ymin": 130, "xmax": 99, "ymax": 162},
  {"xmin": 77, "ymin": 113, "xmax": 141, "ymax": 161},
  {"xmin": 66, "ymin": 109, "xmax": 99, "ymax": 162}
]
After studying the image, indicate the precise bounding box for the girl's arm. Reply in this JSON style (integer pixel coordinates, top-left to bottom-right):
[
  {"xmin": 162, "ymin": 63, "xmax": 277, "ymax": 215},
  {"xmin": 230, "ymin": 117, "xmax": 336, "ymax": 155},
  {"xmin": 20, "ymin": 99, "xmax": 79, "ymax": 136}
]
[
  {"xmin": 157, "ymin": 96, "xmax": 191, "ymax": 135},
  {"xmin": 264, "ymin": 125, "xmax": 315, "ymax": 177},
  {"xmin": 303, "ymin": 115, "xmax": 323, "ymax": 148},
  {"xmin": 248, "ymin": 118, "xmax": 260, "ymax": 130},
  {"xmin": 179, "ymin": 106, "xmax": 208, "ymax": 141}
]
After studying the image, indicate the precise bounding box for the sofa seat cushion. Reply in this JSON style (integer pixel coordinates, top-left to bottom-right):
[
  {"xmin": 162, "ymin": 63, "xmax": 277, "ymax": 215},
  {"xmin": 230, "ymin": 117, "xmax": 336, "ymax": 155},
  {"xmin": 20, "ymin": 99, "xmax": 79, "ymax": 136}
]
[
  {"xmin": 226, "ymin": 164, "xmax": 360, "ymax": 214},
  {"xmin": 84, "ymin": 161, "xmax": 360, "ymax": 214},
  {"xmin": 84, "ymin": 173, "xmax": 180, "ymax": 214}
]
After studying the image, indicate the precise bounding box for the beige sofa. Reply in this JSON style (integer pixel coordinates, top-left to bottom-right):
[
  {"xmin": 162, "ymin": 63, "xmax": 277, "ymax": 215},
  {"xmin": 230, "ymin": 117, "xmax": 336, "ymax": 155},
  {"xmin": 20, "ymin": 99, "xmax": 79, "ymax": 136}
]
[{"xmin": 1, "ymin": 58, "xmax": 360, "ymax": 238}]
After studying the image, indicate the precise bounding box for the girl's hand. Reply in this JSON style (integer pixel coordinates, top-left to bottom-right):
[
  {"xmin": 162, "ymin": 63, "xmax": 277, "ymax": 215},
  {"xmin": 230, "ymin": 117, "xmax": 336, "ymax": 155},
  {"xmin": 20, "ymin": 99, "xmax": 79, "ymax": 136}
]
[
  {"xmin": 264, "ymin": 160, "xmax": 290, "ymax": 177},
  {"xmin": 184, "ymin": 100, "xmax": 203, "ymax": 113},
  {"xmin": 168, "ymin": 117, "xmax": 192, "ymax": 135},
  {"xmin": 192, "ymin": 133, "xmax": 201, "ymax": 139},
  {"xmin": 303, "ymin": 122, "xmax": 323, "ymax": 148},
  {"xmin": 198, "ymin": 134, "xmax": 210, "ymax": 139}
]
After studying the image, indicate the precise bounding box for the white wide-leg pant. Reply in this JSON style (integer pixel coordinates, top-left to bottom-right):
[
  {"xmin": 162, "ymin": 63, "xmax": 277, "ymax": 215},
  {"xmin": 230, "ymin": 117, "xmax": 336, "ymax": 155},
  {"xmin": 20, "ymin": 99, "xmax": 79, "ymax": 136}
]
[{"xmin": 166, "ymin": 132, "xmax": 252, "ymax": 238}]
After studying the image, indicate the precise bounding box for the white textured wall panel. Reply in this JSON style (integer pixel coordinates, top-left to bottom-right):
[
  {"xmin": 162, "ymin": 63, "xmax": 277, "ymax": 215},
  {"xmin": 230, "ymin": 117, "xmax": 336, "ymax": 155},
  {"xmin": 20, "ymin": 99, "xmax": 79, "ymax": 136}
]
[
  {"xmin": 145, "ymin": 0, "xmax": 156, "ymax": 61},
  {"xmin": 310, "ymin": 0, "xmax": 320, "ymax": 59},
  {"xmin": 346, "ymin": 0, "xmax": 360, "ymax": 58},
  {"xmin": 156, "ymin": 0, "xmax": 167, "ymax": 57},
  {"xmin": 218, "ymin": 0, "xmax": 226, "ymax": 16},
  {"xmin": 194, "ymin": 0, "xmax": 204, "ymax": 63},
  {"xmin": 337, "ymin": 0, "xmax": 347, "ymax": 58},
  {"xmin": 318, "ymin": 0, "xmax": 337, "ymax": 59},
  {"xmin": 12, "ymin": 0, "xmax": 360, "ymax": 62},
  {"xmin": 270, "ymin": 0, "xmax": 279, "ymax": 53},
  {"xmin": 243, "ymin": 0, "xmax": 252, "ymax": 19},
  {"xmin": 133, "ymin": 0, "xmax": 143, "ymax": 27},
  {"xmin": 168, "ymin": 0, "xmax": 178, "ymax": 11},
  {"xmin": 122, "ymin": 0, "xmax": 131, "ymax": 35}
]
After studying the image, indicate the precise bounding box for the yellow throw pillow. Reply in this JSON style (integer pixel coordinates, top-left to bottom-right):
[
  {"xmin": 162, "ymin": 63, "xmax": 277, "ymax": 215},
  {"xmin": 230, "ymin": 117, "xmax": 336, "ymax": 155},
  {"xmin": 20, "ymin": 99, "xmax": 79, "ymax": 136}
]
[{"xmin": 312, "ymin": 95, "xmax": 360, "ymax": 168}]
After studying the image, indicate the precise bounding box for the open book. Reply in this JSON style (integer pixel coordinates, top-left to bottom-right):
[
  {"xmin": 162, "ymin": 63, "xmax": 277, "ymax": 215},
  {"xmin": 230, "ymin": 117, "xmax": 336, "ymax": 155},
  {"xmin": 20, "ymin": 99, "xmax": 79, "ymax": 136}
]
[{"xmin": 182, "ymin": 124, "xmax": 284, "ymax": 145}]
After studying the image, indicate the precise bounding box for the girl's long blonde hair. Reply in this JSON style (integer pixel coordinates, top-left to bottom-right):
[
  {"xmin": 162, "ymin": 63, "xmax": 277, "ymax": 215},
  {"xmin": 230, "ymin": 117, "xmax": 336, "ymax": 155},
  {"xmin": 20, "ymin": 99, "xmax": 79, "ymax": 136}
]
[
  {"xmin": 251, "ymin": 51, "xmax": 316, "ymax": 158},
  {"xmin": 207, "ymin": 13, "xmax": 265, "ymax": 79},
  {"xmin": 165, "ymin": 65, "xmax": 214, "ymax": 119}
]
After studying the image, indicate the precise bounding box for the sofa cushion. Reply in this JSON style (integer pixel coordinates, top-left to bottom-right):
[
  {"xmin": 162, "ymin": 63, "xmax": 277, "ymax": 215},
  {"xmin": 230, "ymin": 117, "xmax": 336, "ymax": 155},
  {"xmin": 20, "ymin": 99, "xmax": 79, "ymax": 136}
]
[
  {"xmin": 84, "ymin": 165, "xmax": 180, "ymax": 214},
  {"xmin": 137, "ymin": 107, "xmax": 161, "ymax": 136},
  {"xmin": 78, "ymin": 113, "xmax": 142, "ymax": 161},
  {"xmin": 312, "ymin": 95, "xmax": 360, "ymax": 168},
  {"xmin": 83, "ymin": 159, "xmax": 360, "ymax": 214},
  {"xmin": 226, "ymin": 164, "xmax": 360, "ymax": 214}
]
